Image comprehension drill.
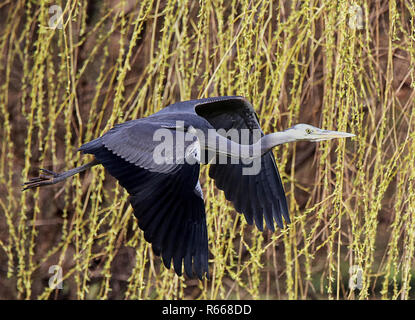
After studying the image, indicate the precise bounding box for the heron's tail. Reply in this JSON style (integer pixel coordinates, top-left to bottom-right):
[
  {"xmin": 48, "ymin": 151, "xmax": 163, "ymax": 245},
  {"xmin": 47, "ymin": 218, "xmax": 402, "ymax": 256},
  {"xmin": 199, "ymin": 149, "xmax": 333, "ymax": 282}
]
[{"xmin": 78, "ymin": 137, "xmax": 103, "ymax": 154}]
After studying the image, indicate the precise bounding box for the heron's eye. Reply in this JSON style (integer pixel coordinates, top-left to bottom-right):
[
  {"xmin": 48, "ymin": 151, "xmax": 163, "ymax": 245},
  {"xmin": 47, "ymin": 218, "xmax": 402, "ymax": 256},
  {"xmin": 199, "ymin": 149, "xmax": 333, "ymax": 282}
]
[{"xmin": 305, "ymin": 128, "xmax": 312, "ymax": 134}]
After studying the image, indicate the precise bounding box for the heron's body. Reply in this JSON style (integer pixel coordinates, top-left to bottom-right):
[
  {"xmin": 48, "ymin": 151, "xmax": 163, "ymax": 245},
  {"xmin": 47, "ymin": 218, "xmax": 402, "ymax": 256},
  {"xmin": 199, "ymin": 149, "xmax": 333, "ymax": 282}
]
[{"xmin": 24, "ymin": 96, "xmax": 354, "ymax": 280}]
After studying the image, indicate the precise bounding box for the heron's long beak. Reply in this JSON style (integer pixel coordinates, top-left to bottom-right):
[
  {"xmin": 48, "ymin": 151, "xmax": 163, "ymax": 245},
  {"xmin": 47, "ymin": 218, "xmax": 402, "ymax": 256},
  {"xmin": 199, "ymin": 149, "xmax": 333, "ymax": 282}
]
[{"xmin": 314, "ymin": 129, "xmax": 355, "ymax": 141}]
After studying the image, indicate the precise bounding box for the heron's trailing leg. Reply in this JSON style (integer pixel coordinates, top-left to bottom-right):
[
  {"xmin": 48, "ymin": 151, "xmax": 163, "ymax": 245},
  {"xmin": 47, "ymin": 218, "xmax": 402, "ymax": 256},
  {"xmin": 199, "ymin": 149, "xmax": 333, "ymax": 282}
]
[{"xmin": 22, "ymin": 159, "xmax": 99, "ymax": 191}]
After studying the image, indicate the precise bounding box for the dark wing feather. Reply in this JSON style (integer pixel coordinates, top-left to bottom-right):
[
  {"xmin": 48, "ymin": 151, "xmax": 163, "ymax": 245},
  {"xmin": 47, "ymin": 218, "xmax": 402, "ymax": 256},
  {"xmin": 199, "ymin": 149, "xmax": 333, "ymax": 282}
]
[
  {"xmin": 79, "ymin": 128, "xmax": 209, "ymax": 279},
  {"xmin": 195, "ymin": 97, "xmax": 290, "ymax": 231},
  {"xmin": 87, "ymin": 118, "xmax": 198, "ymax": 174}
]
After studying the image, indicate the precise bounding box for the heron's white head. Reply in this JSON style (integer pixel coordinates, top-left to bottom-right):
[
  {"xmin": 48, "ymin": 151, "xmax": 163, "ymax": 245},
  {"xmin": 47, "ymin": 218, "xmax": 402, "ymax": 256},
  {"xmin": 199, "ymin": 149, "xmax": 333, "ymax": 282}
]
[{"xmin": 285, "ymin": 123, "xmax": 355, "ymax": 142}]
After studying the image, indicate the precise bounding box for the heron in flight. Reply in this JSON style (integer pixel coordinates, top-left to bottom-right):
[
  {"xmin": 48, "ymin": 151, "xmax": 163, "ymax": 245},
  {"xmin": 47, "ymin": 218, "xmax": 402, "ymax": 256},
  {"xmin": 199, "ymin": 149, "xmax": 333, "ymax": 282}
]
[{"xmin": 23, "ymin": 96, "xmax": 354, "ymax": 279}]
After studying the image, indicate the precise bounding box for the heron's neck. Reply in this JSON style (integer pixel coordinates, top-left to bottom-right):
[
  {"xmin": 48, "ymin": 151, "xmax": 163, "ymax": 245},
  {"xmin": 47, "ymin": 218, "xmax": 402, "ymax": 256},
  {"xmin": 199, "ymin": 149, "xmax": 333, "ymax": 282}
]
[
  {"xmin": 207, "ymin": 131, "xmax": 294, "ymax": 159},
  {"xmin": 260, "ymin": 131, "xmax": 295, "ymax": 151}
]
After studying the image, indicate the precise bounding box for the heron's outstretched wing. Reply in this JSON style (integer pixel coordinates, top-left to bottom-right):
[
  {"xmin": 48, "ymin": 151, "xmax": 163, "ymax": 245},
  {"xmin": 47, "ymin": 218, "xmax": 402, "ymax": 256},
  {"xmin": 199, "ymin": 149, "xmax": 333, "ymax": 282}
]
[
  {"xmin": 195, "ymin": 96, "xmax": 290, "ymax": 231},
  {"xmin": 79, "ymin": 126, "xmax": 208, "ymax": 279},
  {"xmin": 84, "ymin": 119, "xmax": 199, "ymax": 174}
]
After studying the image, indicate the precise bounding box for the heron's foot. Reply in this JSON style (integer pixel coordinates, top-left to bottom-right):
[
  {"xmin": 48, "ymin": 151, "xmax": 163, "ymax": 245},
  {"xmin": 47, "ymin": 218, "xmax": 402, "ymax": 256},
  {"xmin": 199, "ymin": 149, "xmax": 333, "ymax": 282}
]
[{"xmin": 22, "ymin": 169, "xmax": 62, "ymax": 191}]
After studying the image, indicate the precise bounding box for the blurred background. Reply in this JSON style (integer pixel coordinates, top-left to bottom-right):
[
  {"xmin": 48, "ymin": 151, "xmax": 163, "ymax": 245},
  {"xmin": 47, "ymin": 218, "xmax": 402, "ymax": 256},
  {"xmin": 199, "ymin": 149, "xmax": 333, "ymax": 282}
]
[{"xmin": 0, "ymin": 0, "xmax": 414, "ymax": 299}]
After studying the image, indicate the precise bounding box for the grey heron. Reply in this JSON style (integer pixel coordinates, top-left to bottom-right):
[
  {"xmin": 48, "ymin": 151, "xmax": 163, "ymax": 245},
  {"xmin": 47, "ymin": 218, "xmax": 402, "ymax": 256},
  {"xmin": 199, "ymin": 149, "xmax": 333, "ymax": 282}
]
[{"xmin": 23, "ymin": 96, "xmax": 354, "ymax": 280}]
